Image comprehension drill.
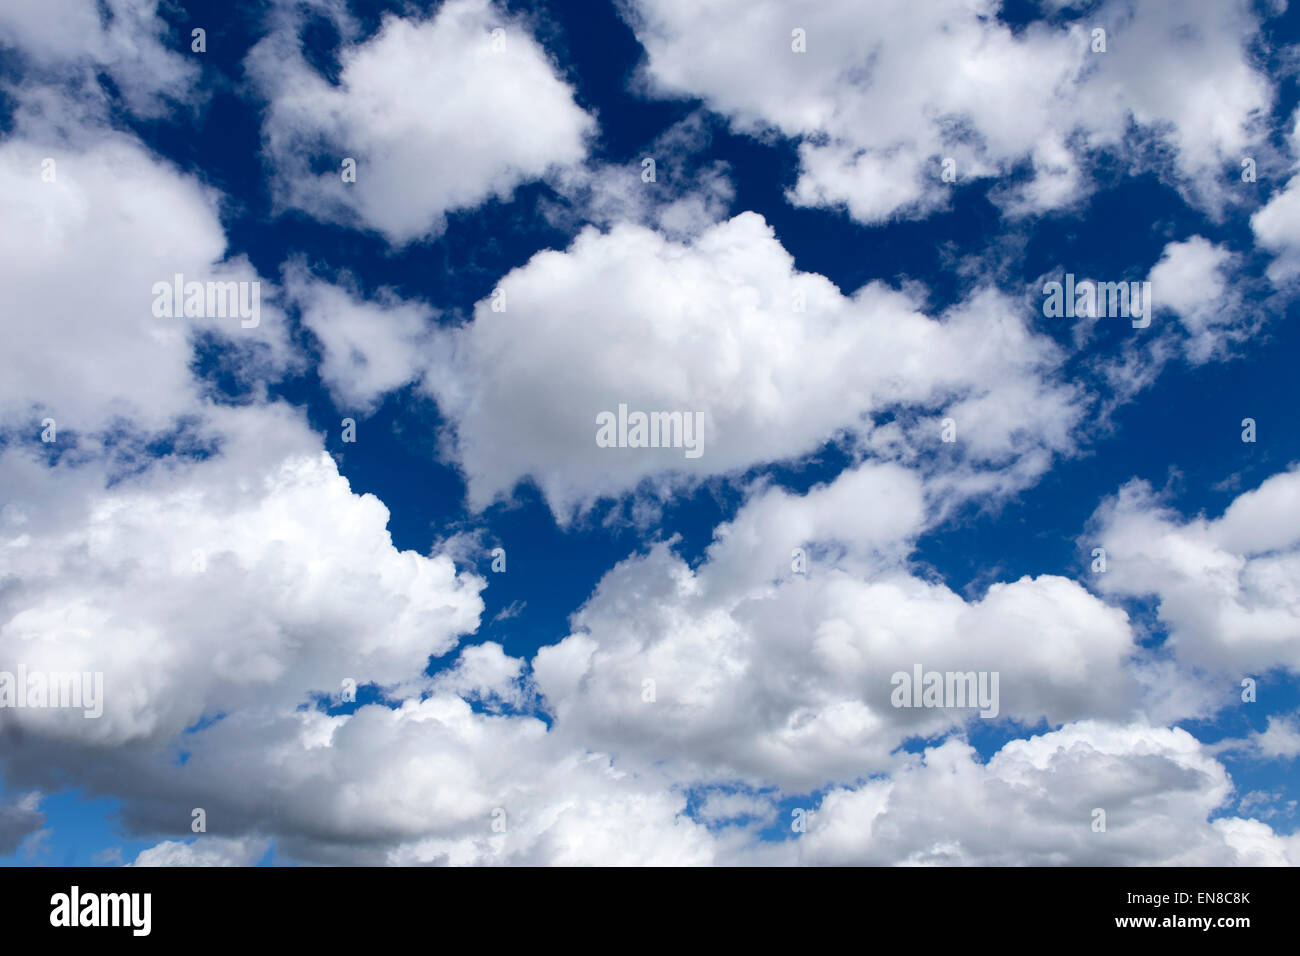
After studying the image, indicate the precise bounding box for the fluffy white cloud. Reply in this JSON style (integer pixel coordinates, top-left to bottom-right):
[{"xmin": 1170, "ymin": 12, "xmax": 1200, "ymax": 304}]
[
  {"xmin": 0, "ymin": 387, "xmax": 728, "ymax": 864},
  {"xmin": 0, "ymin": 19, "xmax": 713, "ymax": 867},
  {"xmin": 1091, "ymin": 468, "xmax": 1300, "ymax": 674},
  {"xmin": 623, "ymin": 0, "xmax": 1272, "ymax": 222},
  {"xmin": 799, "ymin": 721, "xmax": 1298, "ymax": 865},
  {"xmin": 427, "ymin": 640, "xmax": 527, "ymax": 711},
  {"xmin": 1146, "ymin": 236, "xmax": 1252, "ymax": 363},
  {"xmin": 1251, "ymin": 715, "xmax": 1300, "ymax": 759},
  {"xmin": 91, "ymin": 682, "xmax": 719, "ymax": 865},
  {"xmin": 0, "ymin": 404, "xmax": 486, "ymax": 747},
  {"xmin": 427, "ymin": 212, "xmax": 1082, "ymax": 518},
  {"xmin": 1251, "ymin": 108, "xmax": 1300, "ymax": 282},
  {"xmin": 248, "ymin": 0, "xmax": 594, "ymax": 244},
  {"xmin": 286, "ymin": 264, "xmax": 433, "ymax": 411},
  {"xmin": 0, "ymin": 115, "xmax": 291, "ymax": 436},
  {"xmin": 5, "ymin": 422, "xmax": 1294, "ymax": 863},
  {"xmin": 1252, "ymin": 178, "xmax": 1300, "ymax": 281},
  {"xmin": 2, "ymin": 0, "xmax": 1294, "ymax": 869},
  {"xmin": 533, "ymin": 462, "xmax": 1141, "ymax": 792}
]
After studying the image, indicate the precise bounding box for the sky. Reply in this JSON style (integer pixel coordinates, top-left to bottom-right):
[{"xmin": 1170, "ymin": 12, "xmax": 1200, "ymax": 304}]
[{"xmin": 0, "ymin": 0, "xmax": 1298, "ymax": 866}]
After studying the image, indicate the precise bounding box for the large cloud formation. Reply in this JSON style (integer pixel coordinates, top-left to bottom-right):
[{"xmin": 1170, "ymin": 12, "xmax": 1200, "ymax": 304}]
[
  {"xmin": 533, "ymin": 462, "xmax": 1143, "ymax": 792},
  {"xmin": 0, "ymin": 0, "xmax": 1296, "ymax": 868}
]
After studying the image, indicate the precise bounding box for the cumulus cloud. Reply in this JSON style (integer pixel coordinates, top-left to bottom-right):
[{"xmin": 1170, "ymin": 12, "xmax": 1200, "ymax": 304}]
[
  {"xmin": 248, "ymin": 0, "xmax": 594, "ymax": 244},
  {"xmin": 427, "ymin": 641, "xmax": 528, "ymax": 711},
  {"xmin": 1, "ymin": 0, "xmax": 1294, "ymax": 869},
  {"xmin": 1251, "ymin": 107, "xmax": 1300, "ymax": 282},
  {"xmin": 622, "ymin": 0, "xmax": 1272, "ymax": 223},
  {"xmin": 0, "ymin": 404, "xmax": 485, "ymax": 747},
  {"xmin": 0, "ymin": 112, "xmax": 292, "ymax": 436},
  {"xmin": 533, "ymin": 462, "xmax": 1142, "ymax": 792},
  {"xmin": 1252, "ymin": 179, "xmax": 1300, "ymax": 281},
  {"xmin": 426, "ymin": 212, "xmax": 1082, "ymax": 518},
  {"xmin": 0, "ymin": 351, "xmax": 726, "ymax": 866},
  {"xmin": 90, "ymin": 689, "xmax": 719, "ymax": 866},
  {"xmin": 4, "ymin": 425, "xmax": 1293, "ymax": 863},
  {"xmin": 1090, "ymin": 467, "xmax": 1300, "ymax": 674},
  {"xmin": 1146, "ymin": 236, "xmax": 1254, "ymax": 364},
  {"xmin": 285, "ymin": 263, "xmax": 434, "ymax": 411},
  {"xmin": 799, "ymin": 722, "xmax": 1298, "ymax": 865}
]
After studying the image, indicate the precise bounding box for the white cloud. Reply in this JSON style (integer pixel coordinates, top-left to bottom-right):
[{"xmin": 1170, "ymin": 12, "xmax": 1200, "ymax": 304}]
[
  {"xmin": 544, "ymin": 112, "xmax": 736, "ymax": 241},
  {"xmin": 248, "ymin": 0, "xmax": 594, "ymax": 244},
  {"xmin": 696, "ymin": 790, "xmax": 777, "ymax": 825},
  {"xmin": 426, "ymin": 212, "xmax": 1082, "ymax": 518},
  {"xmin": 428, "ymin": 641, "xmax": 528, "ymax": 711},
  {"xmin": 1251, "ymin": 715, "xmax": 1300, "ymax": 759},
  {"xmin": 107, "ymin": 689, "xmax": 720, "ymax": 866},
  {"xmin": 1251, "ymin": 108, "xmax": 1300, "ymax": 282},
  {"xmin": 4, "ymin": 421, "xmax": 1293, "ymax": 863},
  {"xmin": 130, "ymin": 836, "xmax": 271, "ymax": 867},
  {"xmin": 623, "ymin": 0, "xmax": 1272, "ymax": 223},
  {"xmin": 799, "ymin": 721, "xmax": 1298, "ymax": 865},
  {"xmin": 286, "ymin": 264, "xmax": 433, "ymax": 411},
  {"xmin": 1, "ymin": 0, "xmax": 1294, "ymax": 869},
  {"xmin": 1252, "ymin": 176, "xmax": 1300, "ymax": 281},
  {"xmin": 0, "ymin": 117, "xmax": 292, "ymax": 436},
  {"xmin": 1146, "ymin": 236, "xmax": 1252, "ymax": 364},
  {"xmin": 0, "ymin": 388, "xmax": 727, "ymax": 864},
  {"xmin": 1091, "ymin": 467, "xmax": 1300, "ymax": 674},
  {"xmin": 0, "ymin": 405, "xmax": 486, "ymax": 747},
  {"xmin": 0, "ymin": 0, "xmax": 198, "ymax": 116},
  {"xmin": 1214, "ymin": 713, "xmax": 1300, "ymax": 760},
  {"xmin": 533, "ymin": 462, "xmax": 1141, "ymax": 792}
]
